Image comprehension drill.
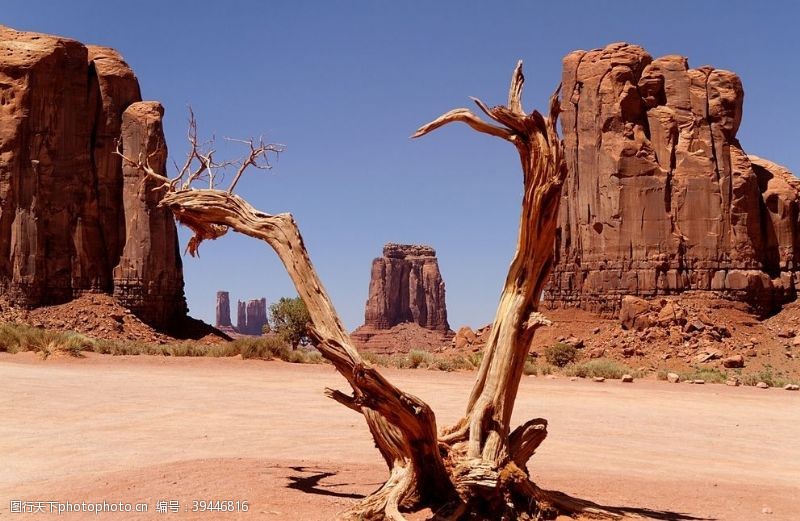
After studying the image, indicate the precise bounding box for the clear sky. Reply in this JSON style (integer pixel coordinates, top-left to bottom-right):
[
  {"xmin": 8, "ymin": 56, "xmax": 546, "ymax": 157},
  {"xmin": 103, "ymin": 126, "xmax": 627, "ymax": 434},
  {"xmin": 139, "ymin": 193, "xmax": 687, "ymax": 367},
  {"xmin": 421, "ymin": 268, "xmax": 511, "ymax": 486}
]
[{"xmin": 5, "ymin": 1, "xmax": 799, "ymax": 330}]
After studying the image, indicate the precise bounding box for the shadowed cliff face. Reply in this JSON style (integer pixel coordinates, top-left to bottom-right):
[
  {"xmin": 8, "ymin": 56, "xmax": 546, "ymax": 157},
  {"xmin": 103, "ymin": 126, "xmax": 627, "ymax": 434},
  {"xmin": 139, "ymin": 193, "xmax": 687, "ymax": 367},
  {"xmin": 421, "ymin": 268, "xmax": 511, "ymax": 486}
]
[
  {"xmin": 546, "ymin": 42, "xmax": 800, "ymax": 314},
  {"xmin": 363, "ymin": 243, "xmax": 450, "ymax": 332},
  {"xmin": 0, "ymin": 25, "xmax": 185, "ymax": 329}
]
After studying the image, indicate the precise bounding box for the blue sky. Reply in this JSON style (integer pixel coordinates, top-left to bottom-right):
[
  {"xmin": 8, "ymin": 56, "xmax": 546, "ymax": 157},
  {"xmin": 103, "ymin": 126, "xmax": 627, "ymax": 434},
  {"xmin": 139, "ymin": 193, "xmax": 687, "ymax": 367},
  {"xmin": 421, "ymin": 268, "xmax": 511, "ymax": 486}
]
[{"xmin": 6, "ymin": 1, "xmax": 799, "ymax": 330}]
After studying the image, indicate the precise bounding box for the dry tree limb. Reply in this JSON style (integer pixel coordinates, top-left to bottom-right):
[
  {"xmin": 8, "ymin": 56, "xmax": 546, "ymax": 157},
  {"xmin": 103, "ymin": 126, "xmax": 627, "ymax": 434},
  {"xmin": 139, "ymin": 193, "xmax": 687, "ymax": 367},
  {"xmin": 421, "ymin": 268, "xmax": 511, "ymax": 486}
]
[{"xmin": 119, "ymin": 76, "xmax": 622, "ymax": 520}]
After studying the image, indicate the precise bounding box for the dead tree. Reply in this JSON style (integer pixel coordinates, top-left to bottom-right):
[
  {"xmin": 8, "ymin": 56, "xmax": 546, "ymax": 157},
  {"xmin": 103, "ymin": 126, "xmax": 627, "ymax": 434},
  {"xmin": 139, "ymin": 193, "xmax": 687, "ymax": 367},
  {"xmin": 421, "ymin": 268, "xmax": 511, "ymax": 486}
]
[{"xmin": 117, "ymin": 65, "xmax": 619, "ymax": 520}]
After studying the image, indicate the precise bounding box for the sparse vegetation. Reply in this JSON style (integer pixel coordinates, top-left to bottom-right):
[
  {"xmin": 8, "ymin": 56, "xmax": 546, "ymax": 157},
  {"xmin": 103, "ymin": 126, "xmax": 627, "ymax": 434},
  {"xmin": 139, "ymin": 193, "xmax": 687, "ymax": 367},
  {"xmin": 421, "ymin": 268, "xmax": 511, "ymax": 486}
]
[
  {"xmin": 739, "ymin": 365, "xmax": 797, "ymax": 388},
  {"xmin": 4, "ymin": 322, "xmax": 797, "ymax": 388},
  {"xmin": 0, "ymin": 323, "xmax": 93, "ymax": 359},
  {"xmin": 269, "ymin": 296, "xmax": 312, "ymax": 348},
  {"xmin": 676, "ymin": 367, "xmax": 729, "ymax": 384},
  {"xmin": 408, "ymin": 349, "xmax": 434, "ymax": 369},
  {"xmin": 544, "ymin": 342, "xmax": 578, "ymax": 367},
  {"xmin": 566, "ymin": 359, "xmax": 642, "ymax": 380}
]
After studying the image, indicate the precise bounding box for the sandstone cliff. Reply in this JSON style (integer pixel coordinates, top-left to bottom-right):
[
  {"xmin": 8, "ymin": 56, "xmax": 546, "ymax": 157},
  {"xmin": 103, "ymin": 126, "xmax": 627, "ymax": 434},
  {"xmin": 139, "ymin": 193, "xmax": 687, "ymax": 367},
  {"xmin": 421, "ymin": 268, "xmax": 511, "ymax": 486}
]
[
  {"xmin": 0, "ymin": 26, "xmax": 185, "ymax": 329},
  {"xmin": 353, "ymin": 243, "xmax": 452, "ymax": 352},
  {"xmin": 216, "ymin": 291, "xmax": 232, "ymax": 328},
  {"xmin": 363, "ymin": 243, "xmax": 449, "ymax": 331},
  {"xmin": 546, "ymin": 43, "xmax": 799, "ymax": 314},
  {"xmin": 232, "ymin": 297, "xmax": 267, "ymax": 335}
]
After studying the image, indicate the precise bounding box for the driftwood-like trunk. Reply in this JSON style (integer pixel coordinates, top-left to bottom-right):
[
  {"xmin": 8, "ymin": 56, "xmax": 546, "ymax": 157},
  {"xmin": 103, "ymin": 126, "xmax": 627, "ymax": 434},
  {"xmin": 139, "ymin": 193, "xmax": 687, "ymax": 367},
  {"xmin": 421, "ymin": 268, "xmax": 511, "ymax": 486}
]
[{"xmin": 139, "ymin": 63, "xmax": 620, "ymax": 520}]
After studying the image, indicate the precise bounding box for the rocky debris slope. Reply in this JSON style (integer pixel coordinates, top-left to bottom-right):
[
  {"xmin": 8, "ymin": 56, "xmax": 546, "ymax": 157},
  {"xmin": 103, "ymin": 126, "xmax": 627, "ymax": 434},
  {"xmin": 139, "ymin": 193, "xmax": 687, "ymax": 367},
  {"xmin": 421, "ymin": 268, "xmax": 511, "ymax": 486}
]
[
  {"xmin": 0, "ymin": 294, "xmax": 223, "ymax": 345},
  {"xmin": 451, "ymin": 325, "xmax": 492, "ymax": 352},
  {"xmin": 352, "ymin": 322, "xmax": 455, "ymax": 355},
  {"xmin": 444, "ymin": 295, "xmax": 799, "ymax": 382},
  {"xmin": 0, "ymin": 26, "xmax": 185, "ymax": 329},
  {"xmin": 546, "ymin": 43, "xmax": 800, "ymax": 314},
  {"xmin": 352, "ymin": 243, "xmax": 453, "ymax": 351}
]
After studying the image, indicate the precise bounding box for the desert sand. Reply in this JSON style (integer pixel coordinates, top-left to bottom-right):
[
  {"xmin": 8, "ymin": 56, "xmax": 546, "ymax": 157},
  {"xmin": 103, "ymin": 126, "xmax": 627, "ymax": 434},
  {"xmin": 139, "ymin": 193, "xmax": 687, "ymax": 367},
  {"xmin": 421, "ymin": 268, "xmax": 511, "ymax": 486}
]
[{"xmin": 1, "ymin": 353, "xmax": 798, "ymax": 521}]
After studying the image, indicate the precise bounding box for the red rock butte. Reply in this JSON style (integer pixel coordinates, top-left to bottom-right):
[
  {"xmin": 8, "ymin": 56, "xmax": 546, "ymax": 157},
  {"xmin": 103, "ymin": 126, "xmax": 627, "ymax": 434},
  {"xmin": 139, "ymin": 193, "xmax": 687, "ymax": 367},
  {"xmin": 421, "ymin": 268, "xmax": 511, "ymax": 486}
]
[
  {"xmin": 545, "ymin": 42, "xmax": 800, "ymax": 314},
  {"xmin": 352, "ymin": 243, "xmax": 452, "ymax": 353},
  {"xmin": 0, "ymin": 26, "xmax": 185, "ymax": 329},
  {"xmin": 363, "ymin": 243, "xmax": 449, "ymax": 332}
]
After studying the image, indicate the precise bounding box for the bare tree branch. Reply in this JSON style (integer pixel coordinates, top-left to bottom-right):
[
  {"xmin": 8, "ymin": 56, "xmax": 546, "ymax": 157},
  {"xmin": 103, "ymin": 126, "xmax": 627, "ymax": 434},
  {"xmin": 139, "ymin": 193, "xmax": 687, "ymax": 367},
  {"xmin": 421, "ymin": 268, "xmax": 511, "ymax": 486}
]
[{"xmin": 411, "ymin": 108, "xmax": 513, "ymax": 141}]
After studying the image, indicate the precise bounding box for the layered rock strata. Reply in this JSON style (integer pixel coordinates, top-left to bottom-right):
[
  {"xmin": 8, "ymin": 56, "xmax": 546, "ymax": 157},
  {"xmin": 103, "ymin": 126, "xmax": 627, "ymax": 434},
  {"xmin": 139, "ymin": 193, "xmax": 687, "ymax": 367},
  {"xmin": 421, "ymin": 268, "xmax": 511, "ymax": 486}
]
[
  {"xmin": 216, "ymin": 291, "xmax": 232, "ymax": 328},
  {"xmin": 545, "ymin": 42, "xmax": 800, "ymax": 314},
  {"xmin": 353, "ymin": 243, "xmax": 452, "ymax": 351},
  {"xmin": 0, "ymin": 26, "xmax": 185, "ymax": 328},
  {"xmin": 236, "ymin": 298, "xmax": 268, "ymax": 335}
]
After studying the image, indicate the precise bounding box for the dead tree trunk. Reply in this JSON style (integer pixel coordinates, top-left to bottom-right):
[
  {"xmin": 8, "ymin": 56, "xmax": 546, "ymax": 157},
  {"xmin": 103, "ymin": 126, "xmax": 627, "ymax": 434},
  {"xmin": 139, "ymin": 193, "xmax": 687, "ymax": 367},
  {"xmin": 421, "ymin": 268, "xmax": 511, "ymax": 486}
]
[{"xmin": 121, "ymin": 64, "xmax": 619, "ymax": 520}]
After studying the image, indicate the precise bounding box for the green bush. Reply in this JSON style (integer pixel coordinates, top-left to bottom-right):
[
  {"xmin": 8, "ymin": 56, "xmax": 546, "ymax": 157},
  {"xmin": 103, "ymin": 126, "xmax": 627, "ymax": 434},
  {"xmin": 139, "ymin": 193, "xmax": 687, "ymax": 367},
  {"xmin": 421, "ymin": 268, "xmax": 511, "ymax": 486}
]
[{"xmin": 544, "ymin": 343, "xmax": 577, "ymax": 367}]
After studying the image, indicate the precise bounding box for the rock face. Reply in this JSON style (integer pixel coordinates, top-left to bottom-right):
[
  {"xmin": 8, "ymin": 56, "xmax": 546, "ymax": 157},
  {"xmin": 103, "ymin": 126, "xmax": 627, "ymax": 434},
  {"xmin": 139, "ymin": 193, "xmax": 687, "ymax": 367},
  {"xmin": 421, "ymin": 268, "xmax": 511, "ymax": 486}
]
[
  {"xmin": 363, "ymin": 243, "xmax": 450, "ymax": 331},
  {"xmin": 352, "ymin": 243, "xmax": 452, "ymax": 352},
  {"xmin": 0, "ymin": 26, "xmax": 185, "ymax": 329},
  {"xmin": 216, "ymin": 291, "xmax": 232, "ymax": 328},
  {"xmin": 113, "ymin": 101, "xmax": 185, "ymax": 327},
  {"xmin": 236, "ymin": 298, "xmax": 268, "ymax": 335},
  {"xmin": 546, "ymin": 43, "xmax": 800, "ymax": 314}
]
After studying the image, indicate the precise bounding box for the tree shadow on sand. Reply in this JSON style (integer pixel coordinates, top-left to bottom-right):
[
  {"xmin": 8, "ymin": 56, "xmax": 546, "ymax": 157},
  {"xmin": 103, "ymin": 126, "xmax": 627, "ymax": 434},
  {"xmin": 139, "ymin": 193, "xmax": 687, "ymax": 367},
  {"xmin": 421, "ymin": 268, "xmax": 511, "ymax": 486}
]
[
  {"xmin": 286, "ymin": 467, "xmax": 714, "ymax": 520},
  {"xmin": 286, "ymin": 466, "xmax": 372, "ymax": 500},
  {"xmin": 539, "ymin": 489, "xmax": 716, "ymax": 521}
]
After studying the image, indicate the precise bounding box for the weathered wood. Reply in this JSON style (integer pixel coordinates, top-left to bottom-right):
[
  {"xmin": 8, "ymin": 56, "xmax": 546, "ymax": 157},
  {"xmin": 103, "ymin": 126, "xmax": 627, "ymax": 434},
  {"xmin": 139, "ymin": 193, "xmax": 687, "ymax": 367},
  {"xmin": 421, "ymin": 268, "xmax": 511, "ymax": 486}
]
[{"xmin": 122, "ymin": 64, "xmax": 622, "ymax": 520}]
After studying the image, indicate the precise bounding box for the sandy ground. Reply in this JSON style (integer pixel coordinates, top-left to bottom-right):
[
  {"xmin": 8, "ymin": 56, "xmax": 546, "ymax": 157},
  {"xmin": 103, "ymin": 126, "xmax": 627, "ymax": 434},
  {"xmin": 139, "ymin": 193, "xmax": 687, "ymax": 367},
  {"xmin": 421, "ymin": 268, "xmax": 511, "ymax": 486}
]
[{"xmin": 0, "ymin": 353, "xmax": 798, "ymax": 521}]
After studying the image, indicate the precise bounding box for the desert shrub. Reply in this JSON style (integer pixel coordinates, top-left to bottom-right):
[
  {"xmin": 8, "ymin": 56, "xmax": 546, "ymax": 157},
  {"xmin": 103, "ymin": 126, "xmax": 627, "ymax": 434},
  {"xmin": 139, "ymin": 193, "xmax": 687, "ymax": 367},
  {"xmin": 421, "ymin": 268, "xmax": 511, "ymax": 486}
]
[
  {"xmin": 523, "ymin": 360, "xmax": 538, "ymax": 376},
  {"xmin": 92, "ymin": 340, "xmax": 165, "ymax": 356},
  {"xmin": 408, "ymin": 349, "xmax": 433, "ymax": 369},
  {"xmin": 446, "ymin": 355, "xmax": 475, "ymax": 371},
  {"xmin": 0, "ymin": 323, "xmax": 92, "ymax": 358},
  {"xmin": 678, "ymin": 366, "xmax": 728, "ymax": 384},
  {"xmin": 468, "ymin": 352, "xmax": 484, "ymax": 368},
  {"xmin": 360, "ymin": 351, "xmax": 387, "ymax": 366},
  {"xmin": 165, "ymin": 342, "xmax": 208, "ymax": 357},
  {"xmin": 566, "ymin": 359, "xmax": 642, "ymax": 380},
  {"xmin": 269, "ymin": 296, "xmax": 312, "ymax": 348},
  {"xmin": 739, "ymin": 365, "xmax": 792, "ymax": 387},
  {"xmin": 0, "ymin": 323, "xmax": 26, "ymax": 352},
  {"xmin": 544, "ymin": 342, "xmax": 577, "ymax": 367},
  {"xmin": 233, "ymin": 336, "xmax": 288, "ymax": 360},
  {"xmin": 433, "ymin": 359, "xmax": 456, "ymax": 372},
  {"xmin": 198, "ymin": 343, "xmax": 242, "ymax": 357}
]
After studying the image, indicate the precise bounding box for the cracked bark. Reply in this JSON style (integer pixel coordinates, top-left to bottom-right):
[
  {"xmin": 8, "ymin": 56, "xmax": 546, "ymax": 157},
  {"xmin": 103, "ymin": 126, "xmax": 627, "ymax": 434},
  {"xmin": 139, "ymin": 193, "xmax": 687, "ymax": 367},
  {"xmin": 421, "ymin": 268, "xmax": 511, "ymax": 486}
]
[{"xmin": 139, "ymin": 63, "xmax": 622, "ymax": 520}]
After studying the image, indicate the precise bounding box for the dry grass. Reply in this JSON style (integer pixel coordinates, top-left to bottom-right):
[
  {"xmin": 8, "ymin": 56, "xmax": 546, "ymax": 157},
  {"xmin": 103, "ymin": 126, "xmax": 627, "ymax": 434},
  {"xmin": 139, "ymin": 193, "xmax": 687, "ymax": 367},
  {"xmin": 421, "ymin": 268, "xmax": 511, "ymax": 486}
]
[
  {"xmin": 0, "ymin": 323, "xmax": 93, "ymax": 359},
  {"xmin": 5, "ymin": 322, "xmax": 795, "ymax": 386},
  {"xmin": 565, "ymin": 359, "xmax": 643, "ymax": 380}
]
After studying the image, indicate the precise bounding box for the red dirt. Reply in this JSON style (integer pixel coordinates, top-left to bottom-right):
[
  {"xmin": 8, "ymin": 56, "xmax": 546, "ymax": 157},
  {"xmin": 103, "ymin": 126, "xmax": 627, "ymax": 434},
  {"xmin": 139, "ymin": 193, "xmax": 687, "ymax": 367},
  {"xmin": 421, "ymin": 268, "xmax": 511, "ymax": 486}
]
[
  {"xmin": 444, "ymin": 295, "xmax": 800, "ymax": 383},
  {"xmin": 1, "ymin": 352, "xmax": 798, "ymax": 520},
  {"xmin": 0, "ymin": 294, "xmax": 227, "ymax": 344}
]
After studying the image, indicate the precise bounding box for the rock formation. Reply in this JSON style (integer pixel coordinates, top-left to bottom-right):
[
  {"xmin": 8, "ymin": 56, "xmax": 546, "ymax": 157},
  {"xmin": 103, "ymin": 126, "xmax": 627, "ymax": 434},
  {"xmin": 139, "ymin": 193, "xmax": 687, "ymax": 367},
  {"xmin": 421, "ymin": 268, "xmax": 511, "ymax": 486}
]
[
  {"xmin": 364, "ymin": 243, "xmax": 450, "ymax": 331},
  {"xmin": 352, "ymin": 243, "xmax": 452, "ymax": 352},
  {"xmin": 545, "ymin": 42, "xmax": 800, "ymax": 314},
  {"xmin": 216, "ymin": 291, "xmax": 232, "ymax": 328},
  {"xmin": 236, "ymin": 297, "xmax": 268, "ymax": 335},
  {"xmin": 0, "ymin": 26, "xmax": 185, "ymax": 329}
]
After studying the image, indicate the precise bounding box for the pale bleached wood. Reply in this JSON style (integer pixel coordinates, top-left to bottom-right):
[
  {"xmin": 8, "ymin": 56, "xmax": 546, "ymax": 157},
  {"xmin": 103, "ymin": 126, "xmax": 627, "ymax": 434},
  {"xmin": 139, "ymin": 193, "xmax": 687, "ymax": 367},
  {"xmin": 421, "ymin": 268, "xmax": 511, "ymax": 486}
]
[{"xmin": 132, "ymin": 65, "xmax": 622, "ymax": 520}]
